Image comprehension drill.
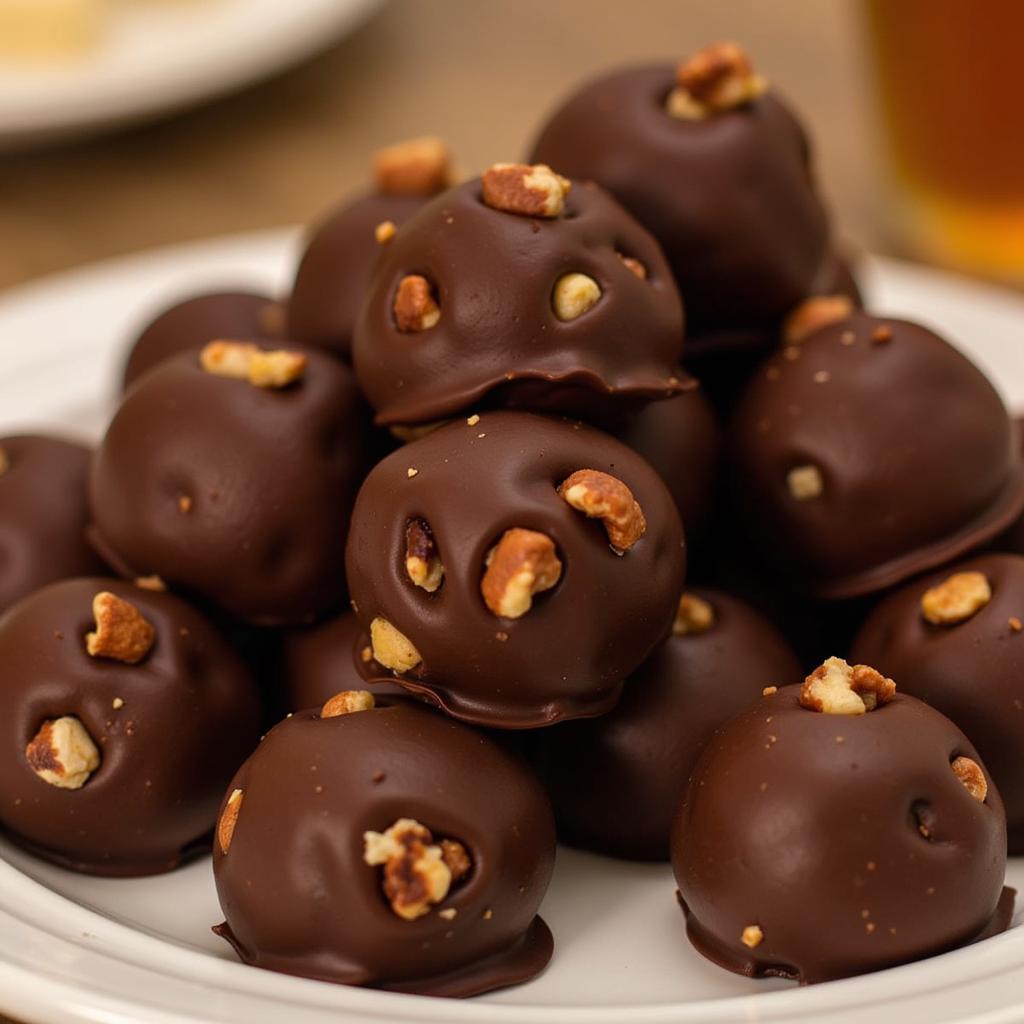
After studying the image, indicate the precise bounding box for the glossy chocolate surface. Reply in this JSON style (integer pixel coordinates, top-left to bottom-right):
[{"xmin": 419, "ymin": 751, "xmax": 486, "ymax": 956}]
[
  {"xmin": 0, "ymin": 577, "xmax": 261, "ymax": 875},
  {"xmin": 213, "ymin": 699, "xmax": 555, "ymax": 996},
  {"xmin": 673, "ymin": 685, "xmax": 1008, "ymax": 983},
  {"xmin": 345, "ymin": 412, "xmax": 686, "ymax": 727}
]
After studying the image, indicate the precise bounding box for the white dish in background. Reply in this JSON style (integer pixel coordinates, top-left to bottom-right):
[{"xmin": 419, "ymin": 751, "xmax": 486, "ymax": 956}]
[
  {"xmin": 0, "ymin": 229, "xmax": 1022, "ymax": 1024},
  {"xmin": 0, "ymin": 0, "xmax": 381, "ymax": 149}
]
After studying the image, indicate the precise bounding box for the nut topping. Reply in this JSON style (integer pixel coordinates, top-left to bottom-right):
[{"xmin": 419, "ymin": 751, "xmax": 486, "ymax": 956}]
[
  {"xmin": 667, "ymin": 41, "xmax": 766, "ymax": 120},
  {"xmin": 373, "ymin": 136, "xmax": 452, "ymax": 197},
  {"xmin": 200, "ymin": 340, "xmax": 307, "ymax": 388},
  {"xmin": 799, "ymin": 656, "xmax": 896, "ymax": 715},
  {"xmin": 787, "ymin": 464, "xmax": 823, "ymax": 501},
  {"xmin": 218, "ymin": 788, "xmax": 243, "ymax": 854},
  {"xmin": 618, "ymin": 254, "xmax": 648, "ymax": 279},
  {"xmin": 393, "ymin": 275, "xmax": 441, "ymax": 332},
  {"xmin": 25, "ymin": 717, "xmax": 100, "ymax": 790},
  {"xmin": 133, "ymin": 575, "xmax": 167, "ymax": 592},
  {"xmin": 321, "ymin": 690, "xmax": 375, "ymax": 718},
  {"xmin": 553, "ymin": 273, "xmax": 602, "ymax": 321},
  {"xmin": 481, "ymin": 162, "xmax": 570, "ymax": 218},
  {"xmin": 405, "ymin": 519, "xmax": 444, "ymax": 592},
  {"xmin": 741, "ymin": 924, "xmax": 764, "ymax": 949},
  {"xmin": 369, "ymin": 617, "xmax": 422, "ymax": 673},
  {"xmin": 481, "ymin": 528, "xmax": 562, "ymax": 619},
  {"xmin": 673, "ymin": 592, "xmax": 715, "ymax": 635},
  {"xmin": 921, "ymin": 572, "xmax": 992, "ymax": 625},
  {"xmin": 783, "ymin": 295, "xmax": 855, "ymax": 344},
  {"xmin": 86, "ymin": 591, "xmax": 155, "ymax": 664},
  {"xmin": 951, "ymin": 757, "xmax": 988, "ymax": 802},
  {"xmin": 558, "ymin": 469, "xmax": 646, "ymax": 553},
  {"xmin": 440, "ymin": 838, "xmax": 472, "ymax": 881},
  {"xmin": 375, "ymin": 220, "xmax": 397, "ymax": 244}
]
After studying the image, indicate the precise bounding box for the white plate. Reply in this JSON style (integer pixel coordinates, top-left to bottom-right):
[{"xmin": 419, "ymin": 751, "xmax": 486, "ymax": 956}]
[
  {"xmin": 0, "ymin": 0, "xmax": 380, "ymax": 149},
  {"xmin": 0, "ymin": 230, "xmax": 1023, "ymax": 1024}
]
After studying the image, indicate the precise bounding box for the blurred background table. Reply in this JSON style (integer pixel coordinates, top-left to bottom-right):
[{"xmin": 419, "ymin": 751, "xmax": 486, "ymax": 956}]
[{"xmin": 0, "ymin": 0, "xmax": 883, "ymax": 293}]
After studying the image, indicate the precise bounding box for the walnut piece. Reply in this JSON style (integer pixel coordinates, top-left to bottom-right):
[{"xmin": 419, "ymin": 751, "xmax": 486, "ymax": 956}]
[
  {"xmin": 393, "ymin": 275, "xmax": 441, "ymax": 332},
  {"xmin": 618, "ymin": 254, "xmax": 648, "ymax": 279},
  {"xmin": 667, "ymin": 41, "xmax": 766, "ymax": 120},
  {"xmin": 370, "ymin": 616, "xmax": 422, "ymax": 673},
  {"xmin": 787, "ymin": 464, "xmax": 823, "ymax": 501},
  {"xmin": 441, "ymin": 838, "xmax": 472, "ymax": 881},
  {"xmin": 921, "ymin": 571, "xmax": 992, "ymax": 625},
  {"xmin": 783, "ymin": 295, "xmax": 855, "ymax": 344},
  {"xmin": 321, "ymin": 690, "xmax": 375, "ymax": 718},
  {"xmin": 200, "ymin": 340, "xmax": 307, "ymax": 388},
  {"xmin": 741, "ymin": 924, "xmax": 764, "ymax": 949},
  {"xmin": 363, "ymin": 818, "xmax": 469, "ymax": 920},
  {"xmin": 553, "ymin": 273, "xmax": 602, "ymax": 321},
  {"xmin": 86, "ymin": 591, "xmax": 155, "ymax": 664},
  {"xmin": 25, "ymin": 717, "xmax": 100, "ymax": 790},
  {"xmin": 218, "ymin": 788, "xmax": 243, "ymax": 854},
  {"xmin": 373, "ymin": 136, "xmax": 452, "ymax": 197},
  {"xmin": 799, "ymin": 656, "xmax": 896, "ymax": 715},
  {"xmin": 405, "ymin": 519, "xmax": 444, "ymax": 592},
  {"xmin": 673, "ymin": 592, "xmax": 715, "ymax": 635},
  {"xmin": 480, "ymin": 528, "xmax": 562, "ymax": 619},
  {"xmin": 481, "ymin": 162, "xmax": 570, "ymax": 218},
  {"xmin": 951, "ymin": 756, "xmax": 988, "ymax": 802},
  {"xmin": 558, "ymin": 469, "xmax": 646, "ymax": 553}
]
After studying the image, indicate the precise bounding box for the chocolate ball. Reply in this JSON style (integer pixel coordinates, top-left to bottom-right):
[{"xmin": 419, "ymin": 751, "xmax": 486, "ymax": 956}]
[
  {"xmin": 0, "ymin": 577, "xmax": 261, "ymax": 876},
  {"xmin": 122, "ymin": 291, "xmax": 284, "ymax": 391},
  {"xmin": 0, "ymin": 436, "xmax": 106, "ymax": 615},
  {"xmin": 213, "ymin": 695, "xmax": 555, "ymax": 996},
  {"xmin": 352, "ymin": 167, "xmax": 685, "ymax": 428},
  {"xmin": 529, "ymin": 46, "xmax": 829, "ymax": 334},
  {"xmin": 729, "ymin": 311, "xmax": 1024, "ymax": 598},
  {"xmin": 852, "ymin": 553, "xmax": 1024, "ymax": 852},
  {"xmin": 90, "ymin": 343, "xmax": 367, "ymax": 626},
  {"xmin": 673, "ymin": 661, "xmax": 1008, "ymax": 983},
  {"xmin": 535, "ymin": 588, "xmax": 800, "ymax": 860},
  {"xmin": 345, "ymin": 411, "xmax": 686, "ymax": 728}
]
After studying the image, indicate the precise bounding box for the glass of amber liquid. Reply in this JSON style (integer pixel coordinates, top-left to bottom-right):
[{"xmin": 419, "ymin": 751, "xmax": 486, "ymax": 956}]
[{"xmin": 865, "ymin": 0, "xmax": 1024, "ymax": 282}]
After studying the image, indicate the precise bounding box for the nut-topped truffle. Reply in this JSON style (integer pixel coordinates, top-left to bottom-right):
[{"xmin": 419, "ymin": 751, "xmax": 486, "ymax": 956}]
[
  {"xmin": 0, "ymin": 577, "xmax": 261, "ymax": 876},
  {"xmin": 729, "ymin": 310, "xmax": 1024, "ymax": 598},
  {"xmin": 344, "ymin": 412, "xmax": 686, "ymax": 728},
  {"xmin": 212, "ymin": 697, "xmax": 556, "ymax": 996},
  {"xmin": 352, "ymin": 169, "xmax": 686, "ymax": 428},
  {"xmin": 672, "ymin": 660, "xmax": 1009, "ymax": 983}
]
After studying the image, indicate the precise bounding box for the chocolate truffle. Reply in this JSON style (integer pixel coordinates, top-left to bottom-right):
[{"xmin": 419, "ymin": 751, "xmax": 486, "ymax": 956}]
[
  {"xmin": 0, "ymin": 435, "xmax": 106, "ymax": 614},
  {"xmin": 352, "ymin": 164, "xmax": 685, "ymax": 428},
  {"xmin": 288, "ymin": 137, "xmax": 454, "ymax": 359},
  {"xmin": 0, "ymin": 577, "xmax": 261, "ymax": 876},
  {"xmin": 851, "ymin": 553, "xmax": 1024, "ymax": 852},
  {"xmin": 673, "ymin": 658, "xmax": 1009, "ymax": 983},
  {"xmin": 529, "ymin": 43, "xmax": 829, "ymax": 335},
  {"xmin": 535, "ymin": 589, "xmax": 800, "ymax": 860},
  {"xmin": 122, "ymin": 290, "xmax": 284, "ymax": 391},
  {"xmin": 213, "ymin": 693, "xmax": 555, "ymax": 996},
  {"xmin": 345, "ymin": 411, "xmax": 686, "ymax": 728},
  {"xmin": 729, "ymin": 310, "xmax": 1024, "ymax": 598},
  {"xmin": 90, "ymin": 341, "xmax": 367, "ymax": 626}
]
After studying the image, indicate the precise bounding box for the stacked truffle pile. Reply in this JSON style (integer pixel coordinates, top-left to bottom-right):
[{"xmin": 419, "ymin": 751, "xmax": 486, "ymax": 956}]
[{"xmin": 1, "ymin": 38, "xmax": 1021, "ymax": 1000}]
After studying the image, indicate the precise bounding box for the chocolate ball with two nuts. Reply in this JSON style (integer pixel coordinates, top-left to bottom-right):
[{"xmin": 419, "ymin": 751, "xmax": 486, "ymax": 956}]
[
  {"xmin": 288, "ymin": 137, "xmax": 455, "ymax": 360},
  {"xmin": 345, "ymin": 411, "xmax": 686, "ymax": 728},
  {"xmin": 90, "ymin": 340, "xmax": 367, "ymax": 626},
  {"xmin": 729, "ymin": 308, "xmax": 1024, "ymax": 598},
  {"xmin": 0, "ymin": 577, "xmax": 261, "ymax": 876},
  {"xmin": 852, "ymin": 553, "xmax": 1024, "ymax": 852},
  {"xmin": 673, "ymin": 657, "xmax": 1010, "ymax": 984},
  {"xmin": 212, "ymin": 692, "xmax": 556, "ymax": 996},
  {"xmin": 352, "ymin": 163, "xmax": 686, "ymax": 429}
]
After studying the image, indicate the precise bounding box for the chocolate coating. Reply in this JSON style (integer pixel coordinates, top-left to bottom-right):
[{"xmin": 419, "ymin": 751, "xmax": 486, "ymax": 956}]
[
  {"xmin": 529, "ymin": 64, "xmax": 829, "ymax": 333},
  {"xmin": 352, "ymin": 179, "xmax": 685, "ymax": 427},
  {"xmin": 0, "ymin": 577, "xmax": 261, "ymax": 876},
  {"xmin": 0, "ymin": 436, "xmax": 106, "ymax": 615},
  {"xmin": 90, "ymin": 348, "xmax": 367, "ymax": 626},
  {"xmin": 345, "ymin": 411, "xmax": 686, "ymax": 728},
  {"xmin": 288, "ymin": 193, "xmax": 432, "ymax": 359},
  {"xmin": 122, "ymin": 291, "xmax": 283, "ymax": 391},
  {"xmin": 213, "ymin": 699, "xmax": 555, "ymax": 996},
  {"xmin": 673, "ymin": 685, "xmax": 1008, "ymax": 983},
  {"xmin": 730, "ymin": 312, "xmax": 1024, "ymax": 598},
  {"xmin": 852, "ymin": 553, "xmax": 1024, "ymax": 852},
  {"xmin": 535, "ymin": 589, "xmax": 800, "ymax": 860}
]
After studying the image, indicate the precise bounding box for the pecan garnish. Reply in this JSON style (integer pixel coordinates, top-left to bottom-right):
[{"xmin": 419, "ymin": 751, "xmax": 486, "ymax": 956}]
[
  {"xmin": 921, "ymin": 572, "xmax": 991, "ymax": 626},
  {"xmin": 558, "ymin": 469, "xmax": 646, "ymax": 553},
  {"xmin": 951, "ymin": 756, "xmax": 988, "ymax": 802},
  {"xmin": 26, "ymin": 717, "xmax": 100, "ymax": 790},
  {"xmin": 553, "ymin": 273, "xmax": 601, "ymax": 321},
  {"xmin": 480, "ymin": 528, "xmax": 562, "ymax": 619},
  {"xmin": 481, "ymin": 162, "xmax": 570, "ymax": 218},
  {"xmin": 369, "ymin": 617, "xmax": 422, "ymax": 673},
  {"xmin": 799, "ymin": 656, "xmax": 896, "ymax": 715},
  {"xmin": 405, "ymin": 519, "xmax": 444, "ymax": 592},
  {"xmin": 667, "ymin": 41, "xmax": 766, "ymax": 119},
  {"xmin": 321, "ymin": 690, "xmax": 375, "ymax": 718},
  {"xmin": 373, "ymin": 137, "xmax": 452, "ymax": 197},
  {"xmin": 673, "ymin": 592, "xmax": 715, "ymax": 635},
  {"xmin": 85, "ymin": 591, "xmax": 155, "ymax": 664},
  {"xmin": 393, "ymin": 275, "xmax": 441, "ymax": 332},
  {"xmin": 787, "ymin": 464, "xmax": 823, "ymax": 501},
  {"xmin": 783, "ymin": 295, "xmax": 854, "ymax": 344},
  {"xmin": 218, "ymin": 788, "xmax": 243, "ymax": 854},
  {"xmin": 200, "ymin": 340, "xmax": 307, "ymax": 388}
]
